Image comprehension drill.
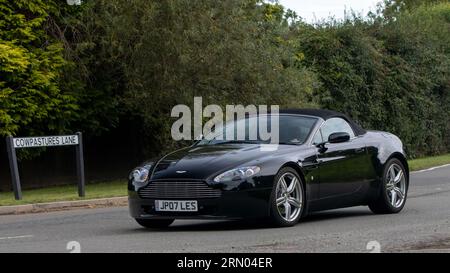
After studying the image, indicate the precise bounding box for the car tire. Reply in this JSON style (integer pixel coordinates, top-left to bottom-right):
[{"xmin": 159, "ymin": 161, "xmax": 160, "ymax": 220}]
[
  {"xmin": 135, "ymin": 218, "xmax": 175, "ymax": 229},
  {"xmin": 269, "ymin": 167, "xmax": 306, "ymax": 227},
  {"xmin": 369, "ymin": 158, "xmax": 408, "ymax": 214}
]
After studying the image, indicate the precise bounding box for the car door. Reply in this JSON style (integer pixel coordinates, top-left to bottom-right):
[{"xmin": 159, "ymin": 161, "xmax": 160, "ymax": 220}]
[{"xmin": 314, "ymin": 118, "xmax": 370, "ymax": 200}]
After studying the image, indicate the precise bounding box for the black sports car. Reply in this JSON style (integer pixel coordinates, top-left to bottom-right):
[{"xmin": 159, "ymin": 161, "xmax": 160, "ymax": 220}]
[{"xmin": 128, "ymin": 109, "xmax": 409, "ymax": 228}]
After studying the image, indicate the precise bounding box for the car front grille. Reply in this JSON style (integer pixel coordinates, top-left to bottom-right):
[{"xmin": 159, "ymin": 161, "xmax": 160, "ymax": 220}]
[{"xmin": 138, "ymin": 180, "xmax": 222, "ymax": 199}]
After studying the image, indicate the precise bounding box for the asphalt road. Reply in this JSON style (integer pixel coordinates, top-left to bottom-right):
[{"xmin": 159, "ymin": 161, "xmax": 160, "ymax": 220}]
[{"xmin": 1, "ymin": 166, "xmax": 449, "ymax": 253}]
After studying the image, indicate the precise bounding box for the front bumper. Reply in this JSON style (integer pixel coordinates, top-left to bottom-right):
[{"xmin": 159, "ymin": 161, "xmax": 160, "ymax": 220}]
[{"xmin": 128, "ymin": 188, "xmax": 272, "ymax": 220}]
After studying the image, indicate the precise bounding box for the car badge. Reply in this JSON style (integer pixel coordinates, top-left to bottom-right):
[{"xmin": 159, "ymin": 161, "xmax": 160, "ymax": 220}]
[{"xmin": 176, "ymin": 170, "xmax": 187, "ymax": 174}]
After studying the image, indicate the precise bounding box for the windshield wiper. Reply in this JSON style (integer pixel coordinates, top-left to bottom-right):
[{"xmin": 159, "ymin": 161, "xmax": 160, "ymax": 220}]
[
  {"xmin": 277, "ymin": 141, "xmax": 302, "ymax": 145},
  {"xmin": 199, "ymin": 140, "xmax": 303, "ymax": 146},
  {"xmin": 214, "ymin": 140, "xmax": 261, "ymax": 145}
]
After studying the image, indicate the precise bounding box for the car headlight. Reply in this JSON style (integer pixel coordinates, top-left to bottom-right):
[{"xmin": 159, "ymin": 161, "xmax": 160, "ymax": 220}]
[
  {"xmin": 129, "ymin": 164, "xmax": 152, "ymax": 189},
  {"xmin": 213, "ymin": 166, "xmax": 260, "ymax": 183}
]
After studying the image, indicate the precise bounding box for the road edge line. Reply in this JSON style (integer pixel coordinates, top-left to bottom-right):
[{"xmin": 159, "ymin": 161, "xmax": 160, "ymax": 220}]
[{"xmin": 411, "ymin": 163, "xmax": 450, "ymax": 174}]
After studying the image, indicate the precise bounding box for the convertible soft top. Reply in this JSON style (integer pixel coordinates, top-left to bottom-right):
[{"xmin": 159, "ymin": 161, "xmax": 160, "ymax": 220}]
[{"xmin": 280, "ymin": 108, "xmax": 367, "ymax": 136}]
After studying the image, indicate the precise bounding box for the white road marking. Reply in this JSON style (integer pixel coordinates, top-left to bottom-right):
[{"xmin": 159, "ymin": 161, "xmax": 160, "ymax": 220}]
[
  {"xmin": 0, "ymin": 235, "xmax": 34, "ymax": 240},
  {"xmin": 411, "ymin": 163, "xmax": 450, "ymax": 174}
]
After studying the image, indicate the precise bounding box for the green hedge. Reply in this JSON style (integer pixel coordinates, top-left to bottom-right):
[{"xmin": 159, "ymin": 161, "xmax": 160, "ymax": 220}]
[
  {"xmin": 1, "ymin": 0, "xmax": 449, "ymax": 159},
  {"xmin": 293, "ymin": 2, "xmax": 450, "ymax": 157}
]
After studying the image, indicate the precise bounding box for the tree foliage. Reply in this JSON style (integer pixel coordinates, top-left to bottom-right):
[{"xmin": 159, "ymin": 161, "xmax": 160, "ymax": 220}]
[
  {"xmin": 0, "ymin": 0, "xmax": 77, "ymax": 137},
  {"xmin": 63, "ymin": 0, "xmax": 317, "ymax": 154},
  {"xmin": 382, "ymin": 0, "xmax": 449, "ymax": 18},
  {"xmin": 1, "ymin": 0, "xmax": 449, "ymax": 159},
  {"xmin": 294, "ymin": 2, "xmax": 450, "ymax": 156}
]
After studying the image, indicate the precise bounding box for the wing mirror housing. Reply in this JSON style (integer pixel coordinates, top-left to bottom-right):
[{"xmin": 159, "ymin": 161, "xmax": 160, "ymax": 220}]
[
  {"xmin": 315, "ymin": 132, "xmax": 350, "ymax": 153},
  {"xmin": 328, "ymin": 132, "xmax": 350, "ymax": 144}
]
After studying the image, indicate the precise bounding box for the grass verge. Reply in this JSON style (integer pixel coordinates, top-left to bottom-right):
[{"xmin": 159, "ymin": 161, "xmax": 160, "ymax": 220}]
[
  {"xmin": 0, "ymin": 180, "xmax": 126, "ymax": 206},
  {"xmin": 1, "ymin": 153, "xmax": 450, "ymax": 206},
  {"xmin": 408, "ymin": 153, "xmax": 450, "ymax": 172}
]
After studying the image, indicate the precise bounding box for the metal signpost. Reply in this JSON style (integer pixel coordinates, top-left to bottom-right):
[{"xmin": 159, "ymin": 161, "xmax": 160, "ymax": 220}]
[{"xmin": 6, "ymin": 132, "xmax": 85, "ymax": 200}]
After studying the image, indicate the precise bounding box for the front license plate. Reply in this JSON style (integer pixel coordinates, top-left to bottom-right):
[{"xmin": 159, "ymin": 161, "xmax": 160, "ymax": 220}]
[{"xmin": 155, "ymin": 200, "xmax": 198, "ymax": 212}]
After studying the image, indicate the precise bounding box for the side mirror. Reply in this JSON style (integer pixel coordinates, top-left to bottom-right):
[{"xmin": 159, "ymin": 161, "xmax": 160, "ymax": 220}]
[{"xmin": 328, "ymin": 132, "xmax": 350, "ymax": 144}]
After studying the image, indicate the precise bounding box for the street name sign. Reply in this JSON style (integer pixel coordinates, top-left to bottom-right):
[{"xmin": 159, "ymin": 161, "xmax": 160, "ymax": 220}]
[
  {"xmin": 13, "ymin": 135, "xmax": 79, "ymax": 148},
  {"xmin": 5, "ymin": 133, "xmax": 85, "ymax": 200}
]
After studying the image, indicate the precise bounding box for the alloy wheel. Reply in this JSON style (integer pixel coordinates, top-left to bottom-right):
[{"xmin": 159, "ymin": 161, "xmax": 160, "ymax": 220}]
[
  {"xmin": 385, "ymin": 163, "xmax": 407, "ymax": 208},
  {"xmin": 275, "ymin": 172, "xmax": 303, "ymax": 222}
]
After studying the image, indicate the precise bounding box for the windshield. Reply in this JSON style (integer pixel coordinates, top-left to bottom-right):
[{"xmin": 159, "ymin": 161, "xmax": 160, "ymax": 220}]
[{"xmin": 197, "ymin": 115, "xmax": 318, "ymax": 146}]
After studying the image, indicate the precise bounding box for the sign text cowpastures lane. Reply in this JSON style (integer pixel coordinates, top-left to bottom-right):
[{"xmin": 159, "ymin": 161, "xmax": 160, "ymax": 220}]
[
  {"xmin": 13, "ymin": 135, "xmax": 79, "ymax": 148},
  {"xmin": 6, "ymin": 132, "xmax": 85, "ymax": 200}
]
